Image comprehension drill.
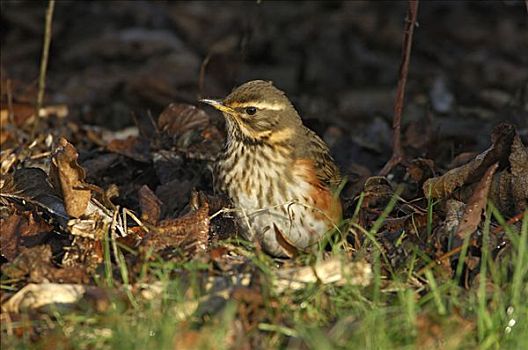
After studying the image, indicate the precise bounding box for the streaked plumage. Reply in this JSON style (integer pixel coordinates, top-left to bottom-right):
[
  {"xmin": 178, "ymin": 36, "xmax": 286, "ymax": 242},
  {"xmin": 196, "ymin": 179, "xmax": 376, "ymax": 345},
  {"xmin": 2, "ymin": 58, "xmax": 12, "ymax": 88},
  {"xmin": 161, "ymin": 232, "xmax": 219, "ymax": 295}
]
[{"xmin": 201, "ymin": 80, "xmax": 342, "ymax": 257}]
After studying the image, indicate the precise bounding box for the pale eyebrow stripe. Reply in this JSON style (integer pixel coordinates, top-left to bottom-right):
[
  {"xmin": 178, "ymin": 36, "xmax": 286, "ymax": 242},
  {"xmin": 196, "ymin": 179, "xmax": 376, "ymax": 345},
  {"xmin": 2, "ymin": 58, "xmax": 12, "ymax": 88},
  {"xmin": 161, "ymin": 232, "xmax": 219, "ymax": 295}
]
[{"xmin": 229, "ymin": 101, "xmax": 286, "ymax": 111}]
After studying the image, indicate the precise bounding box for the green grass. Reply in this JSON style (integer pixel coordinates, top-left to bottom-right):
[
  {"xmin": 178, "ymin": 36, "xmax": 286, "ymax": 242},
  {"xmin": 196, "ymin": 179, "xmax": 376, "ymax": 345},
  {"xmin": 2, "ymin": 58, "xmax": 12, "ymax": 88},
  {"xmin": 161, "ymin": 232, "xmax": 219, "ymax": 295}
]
[{"xmin": 1, "ymin": 206, "xmax": 527, "ymax": 350}]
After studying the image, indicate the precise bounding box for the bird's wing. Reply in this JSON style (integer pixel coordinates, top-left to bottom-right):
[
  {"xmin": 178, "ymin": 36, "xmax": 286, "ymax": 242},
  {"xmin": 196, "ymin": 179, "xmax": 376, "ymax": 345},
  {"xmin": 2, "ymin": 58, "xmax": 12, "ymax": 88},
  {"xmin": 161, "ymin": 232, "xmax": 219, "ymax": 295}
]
[{"xmin": 296, "ymin": 126, "xmax": 342, "ymax": 191}]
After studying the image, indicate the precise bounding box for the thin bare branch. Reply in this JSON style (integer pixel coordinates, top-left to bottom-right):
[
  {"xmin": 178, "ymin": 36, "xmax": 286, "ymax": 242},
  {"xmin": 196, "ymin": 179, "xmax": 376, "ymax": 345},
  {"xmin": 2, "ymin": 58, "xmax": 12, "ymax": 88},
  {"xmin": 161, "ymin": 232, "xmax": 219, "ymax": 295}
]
[{"xmin": 379, "ymin": 0, "xmax": 419, "ymax": 176}]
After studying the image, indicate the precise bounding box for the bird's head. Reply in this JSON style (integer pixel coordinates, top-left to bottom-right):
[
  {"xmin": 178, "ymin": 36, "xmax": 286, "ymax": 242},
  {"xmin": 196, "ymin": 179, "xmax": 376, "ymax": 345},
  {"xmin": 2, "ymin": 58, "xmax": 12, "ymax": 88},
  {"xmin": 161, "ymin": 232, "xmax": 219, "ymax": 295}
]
[{"xmin": 200, "ymin": 80, "xmax": 302, "ymax": 145}]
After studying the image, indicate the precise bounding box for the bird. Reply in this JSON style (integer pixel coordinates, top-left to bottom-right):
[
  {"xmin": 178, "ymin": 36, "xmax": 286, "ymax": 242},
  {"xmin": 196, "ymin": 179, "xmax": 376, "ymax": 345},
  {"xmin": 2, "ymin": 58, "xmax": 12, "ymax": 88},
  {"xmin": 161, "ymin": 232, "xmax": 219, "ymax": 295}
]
[{"xmin": 200, "ymin": 80, "xmax": 342, "ymax": 257}]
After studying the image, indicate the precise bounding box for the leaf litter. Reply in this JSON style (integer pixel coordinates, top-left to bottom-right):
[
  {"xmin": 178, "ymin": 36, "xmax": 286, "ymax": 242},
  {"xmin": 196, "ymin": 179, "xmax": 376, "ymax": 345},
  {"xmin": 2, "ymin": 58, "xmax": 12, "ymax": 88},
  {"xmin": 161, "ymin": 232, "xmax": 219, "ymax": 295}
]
[{"xmin": 1, "ymin": 1, "xmax": 527, "ymax": 348}]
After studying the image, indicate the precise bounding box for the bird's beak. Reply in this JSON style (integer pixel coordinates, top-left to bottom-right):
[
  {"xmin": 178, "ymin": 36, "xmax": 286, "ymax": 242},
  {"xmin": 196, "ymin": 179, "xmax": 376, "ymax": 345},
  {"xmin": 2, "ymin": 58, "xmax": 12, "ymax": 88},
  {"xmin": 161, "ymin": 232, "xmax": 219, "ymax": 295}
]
[{"xmin": 199, "ymin": 99, "xmax": 235, "ymax": 114}]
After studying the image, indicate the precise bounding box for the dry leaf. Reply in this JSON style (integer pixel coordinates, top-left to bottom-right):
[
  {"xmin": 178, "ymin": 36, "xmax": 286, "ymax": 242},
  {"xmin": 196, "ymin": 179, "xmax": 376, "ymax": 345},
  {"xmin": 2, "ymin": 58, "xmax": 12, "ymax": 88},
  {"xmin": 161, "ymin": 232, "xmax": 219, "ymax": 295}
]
[
  {"xmin": 138, "ymin": 185, "xmax": 163, "ymax": 224},
  {"xmin": 508, "ymin": 132, "xmax": 528, "ymax": 213},
  {"xmin": 0, "ymin": 215, "xmax": 23, "ymax": 261},
  {"xmin": 0, "ymin": 211, "xmax": 53, "ymax": 261},
  {"xmin": 0, "ymin": 168, "xmax": 67, "ymax": 219},
  {"xmin": 454, "ymin": 163, "xmax": 498, "ymax": 243},
  {"xmin": 423, "ymin": 123, "xmax": 515, "ymax": 198},
  {"xmin": 1, "ymin": 283, "xmax": 108, "ymax": 313},
  {"xmin": 274, "ymin": 258, "xmax": 372, "ymax": 292},
  {"xmin": 106, "ymin": 136, "xmax": 151, "ymax": 163},
  {"xmin": 143, "ymin": 192, "xmax": 210, "ymax": 255},
  {"xmin": 158, "ymin": 103, "xmax": 210, "ymax": 137},
  {"xmin": 49, "ymin": 138, "xmax": 92, "ymax": 218},
  {"xmin": 1, "ymin": 245, "xmax": 88, "ymax": 284}
]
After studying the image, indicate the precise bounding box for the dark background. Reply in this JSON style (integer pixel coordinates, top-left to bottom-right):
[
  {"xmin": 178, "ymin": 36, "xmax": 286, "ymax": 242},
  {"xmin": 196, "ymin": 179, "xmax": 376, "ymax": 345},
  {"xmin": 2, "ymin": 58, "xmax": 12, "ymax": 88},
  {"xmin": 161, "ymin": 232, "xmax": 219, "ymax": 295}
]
[{"xmin": 1, "ymin": 0, "xmax": 527, "ymax": 174}]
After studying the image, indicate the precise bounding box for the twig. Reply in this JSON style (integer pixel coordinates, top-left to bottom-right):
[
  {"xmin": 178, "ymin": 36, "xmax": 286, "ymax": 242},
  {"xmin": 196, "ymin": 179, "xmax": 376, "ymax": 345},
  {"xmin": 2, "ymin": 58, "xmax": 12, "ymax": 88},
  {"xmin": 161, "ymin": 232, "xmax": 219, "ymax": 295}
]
[
  {"xmin": 379, "ymin": 0, "xmax": 419, "ymax": 176},
  {"xmin": 32, "ymin": 0, "xmax": 55, "ymax": 138},
  {"xmin": 491, "ymin": 211, "xmax": 526, "ymax": 235},
  {"xmin": 416, "ymin": 244, "xmax": 466, "ymax": 276}
]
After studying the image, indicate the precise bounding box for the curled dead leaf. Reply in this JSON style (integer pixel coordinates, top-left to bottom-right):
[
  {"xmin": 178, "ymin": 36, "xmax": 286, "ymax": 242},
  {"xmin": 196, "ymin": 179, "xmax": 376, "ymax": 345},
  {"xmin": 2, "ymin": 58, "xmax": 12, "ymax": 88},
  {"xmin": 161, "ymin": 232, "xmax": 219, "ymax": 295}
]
[
  {"xmin": 142, "ymin": 192, "xmax": 210, "ymax": 255},
  {"xmin": 0, "ymin": 168, "xmax": 67, "ymax": 219},
  {"xmin": 454, "ymin": 163, "xmax": 498, "ymax": 244},
  {"xmin": 138, "ymin": 185, "xmax": 163, "ymax": 224},
  {"xmin": 49, "ymin": 138, "xmax": 92, "ymax": 218},
  {"xmin": 423, "ymin": 123, "xmax": 515, "ymax": 199},
  {"xmin": 158, "ymin": 103, "xmax": 210, "ymax": 137}
]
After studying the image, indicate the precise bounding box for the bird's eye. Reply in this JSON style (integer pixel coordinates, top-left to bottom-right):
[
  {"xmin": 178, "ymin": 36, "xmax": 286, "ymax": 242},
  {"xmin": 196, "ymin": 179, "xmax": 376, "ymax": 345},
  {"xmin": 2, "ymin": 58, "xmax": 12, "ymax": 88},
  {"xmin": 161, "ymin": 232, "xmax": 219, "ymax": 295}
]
[{"xmin": 245, "ymin": 107, "xmax": 257, "ymax": 115}]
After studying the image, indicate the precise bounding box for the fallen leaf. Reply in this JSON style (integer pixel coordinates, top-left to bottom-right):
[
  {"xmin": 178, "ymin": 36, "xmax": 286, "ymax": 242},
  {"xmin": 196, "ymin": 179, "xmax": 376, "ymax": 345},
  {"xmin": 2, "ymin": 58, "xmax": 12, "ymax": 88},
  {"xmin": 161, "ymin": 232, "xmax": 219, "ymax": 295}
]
[
  {"xmin": 508, "ymin": 132, "xmax": 528, "ymax": 213},
  {"xmin": 1, "ymin": 283, "xmax": 104, "ymax": 313},
  {"xmin": 142, "ymin": 192, "xmax": 210, "ymax": 256},
  {"xmin": 0, "ymin": 168, "xmax": 67, "ymax": 220},
  {"xmin": 362, "ymin": 176, "xmax": 393, "ymax": 208},
  {"xmin": 454, "ymin": 163, "xmax": 498, "ymax": 244},
  {"xmin": 106, "ymin": 136, "xmax": 151, "ymax": 163},
  {"xmin": 423, "ymin": 123, "xmax": 515, "ymax": 199},
  {"xmin": 49, "ymin": 138, "xmax": 92, "ymax": 218},
  {"xmin": 0, "ymin": 215, "xmax": 22, "ymax": 261},
  {"xmin": 1, "ymin": 245, "xmax": 89, "ymax": 284},
  {"xmin": 158, "ymin": 103, "xmax": 210, "ymax": 137},
  {"xmin": 407, "ymin": 158, "xmax": 435, "ymax": 185},
  {"xmin": 157, "ymin": 103, "xmax": 224, "ymax": 160},
  {"xmin": 155, "ymin": 178, "xmax": 192, "ymax": 215},
  {"xmin": 0, "ymin": 210, "xmax": 53, "ymax": 261},
  {"xmin": 273, "ymin": 258, "xmax": 372, "ymax": 292},
  {"xmin": 138, "ymin": 185, "xmax": 163, "ymax": 224}
]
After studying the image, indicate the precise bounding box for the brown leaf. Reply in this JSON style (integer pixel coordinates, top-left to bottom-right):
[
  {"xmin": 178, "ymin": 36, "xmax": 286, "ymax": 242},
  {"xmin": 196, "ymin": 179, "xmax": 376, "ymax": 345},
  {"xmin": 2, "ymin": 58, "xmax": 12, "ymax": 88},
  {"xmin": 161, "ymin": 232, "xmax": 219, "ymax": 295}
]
[
  {"xmin": 157, "ymin": 103, "xmax": 224, "ymax": 160},
  {"xmin": 486, "ymin": 131, "xmax": 528, "ymax": 216},
  {"xmin": 407, "ymin": 158, "xmax": 435, "ymax": 184},
  {"xmin": 362, "ymin": 176, "xmax": 393, "ymax": 208},
  {"xmin": 454, "ymin": 163, "xmax": 499, "ymax": 243},
  {"xmin": 49, "ymin": 138, "xmax": 92, "ymax": 218},
  {"xmin": 0, "ymin": 215, "xmax": 22, "ymax": 261},
  {"xmin": 423, "ymin": 123, "xmax": 515, "ymax": 198},
  {"xmin": 106, "ymin": 136, "xmax": 151, "ymax": 162},
  {"xmin": 508, "ymin": 132, "xmax": 528, "ymax": 213},
  {"xmin": 0, "ymin": 210, "xmax": 53, "ymax": 261},
  {"xmin": 138, "ymin": 185, "xmax": 162, "ymax": 224},
  {"xmin": 155, "ymin": 178, "xmax": 193, "ymax": 215},
  {"xmin": 0, "ymin": 102, "xmax": 35, "ymax": 128},
  {"xmin": 143, "ymin": 193, "xmax": 210, "ymax": 255},
  {"xmin": 1, "ymin": 245, "xmax": 89, "ymax": 284},
  {"xmin": 158, "ymin": 103, "xmax": 210, "ymax": 137}
]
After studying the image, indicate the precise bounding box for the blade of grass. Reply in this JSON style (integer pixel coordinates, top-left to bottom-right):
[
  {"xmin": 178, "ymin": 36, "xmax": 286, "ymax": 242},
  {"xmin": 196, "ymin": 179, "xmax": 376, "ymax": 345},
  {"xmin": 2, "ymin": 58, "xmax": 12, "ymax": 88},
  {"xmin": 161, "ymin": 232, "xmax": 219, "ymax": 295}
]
[
  {"xmin": 455, "ymin": 232, "xmax": 472, "ymax": 282},
  {"xmin": 424, "ymin": 269, "xmax": 446, "ymax": 315},
  {"xmin": 477, "ymin": 203, "xmax": 493, "ymax": 343},
  {"xmin": 512, "ymin": 211, "xmax": 527, "ymax": 309},
  {"xmin": 103, "ymin": 227, "xmax": 114, "ymax": 288}
]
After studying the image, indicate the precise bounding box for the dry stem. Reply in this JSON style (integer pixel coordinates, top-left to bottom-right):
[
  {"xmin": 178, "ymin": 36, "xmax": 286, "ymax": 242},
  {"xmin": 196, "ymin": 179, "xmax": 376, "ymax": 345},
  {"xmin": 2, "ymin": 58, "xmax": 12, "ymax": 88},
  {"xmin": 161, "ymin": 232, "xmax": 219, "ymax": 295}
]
[
  {"xmin": 379, "ymin": 0, "xmax": 419, "ymax": 176},
  {"xmin": 32, "ymin": 0, "xmax": 56, "ymax": 137}
]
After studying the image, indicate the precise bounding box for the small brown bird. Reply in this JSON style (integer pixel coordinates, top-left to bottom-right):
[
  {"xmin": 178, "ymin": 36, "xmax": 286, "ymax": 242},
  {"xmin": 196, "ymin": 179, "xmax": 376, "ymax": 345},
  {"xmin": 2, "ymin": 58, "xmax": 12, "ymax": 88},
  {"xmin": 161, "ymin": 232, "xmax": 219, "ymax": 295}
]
[{"xmin": 201, "ymin": 80, "xmax": 342, "ymax": 257}]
